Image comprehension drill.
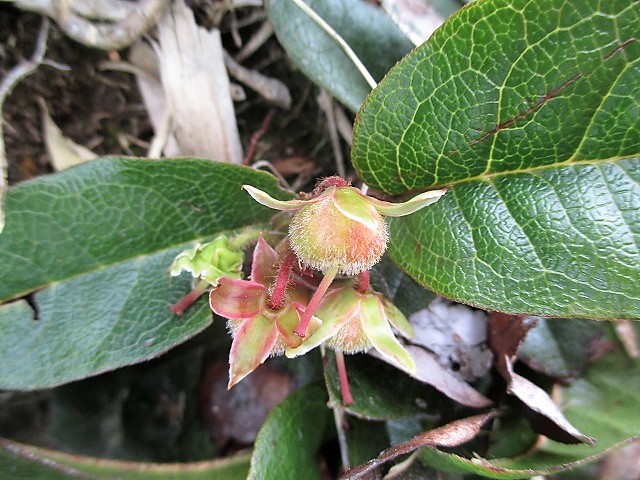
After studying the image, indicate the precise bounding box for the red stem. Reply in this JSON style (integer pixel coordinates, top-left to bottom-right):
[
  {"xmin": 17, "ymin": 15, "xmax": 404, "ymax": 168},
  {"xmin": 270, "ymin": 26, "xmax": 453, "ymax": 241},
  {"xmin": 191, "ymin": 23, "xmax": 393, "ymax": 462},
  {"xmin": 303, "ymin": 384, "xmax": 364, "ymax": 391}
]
[
  {"xmin": 268, "ymin": 251, "xmax": 295, "ymax": 310},
  {"xmin": 335, "ymin": 350, "xmax": 353, "ymax": 405},
  {"xmin": 243, "ymin": 108, "xmax": 277, "ymax": 165},
  {"xmin": 294, "ymin": 266, "xmax": 338, "ymax": 337},
  {"xmin": 170, "ymin": 280, "xmax": 209, "ymax": 316}
]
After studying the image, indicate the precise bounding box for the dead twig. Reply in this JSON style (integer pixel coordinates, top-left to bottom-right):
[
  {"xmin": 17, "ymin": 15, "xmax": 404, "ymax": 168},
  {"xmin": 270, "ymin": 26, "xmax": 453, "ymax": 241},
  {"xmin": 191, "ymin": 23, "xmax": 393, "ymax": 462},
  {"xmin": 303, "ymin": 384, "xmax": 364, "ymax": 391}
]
[
  {"xmin": 0, "ymin": 18, "xmax": 50, "ymax": 232},
  {"xmin": 243, "ymin": 108, "xmax": 277, "ymax": 165},
  {"xmin": 235, "ymin": 21, "xmax": 274, "ymax": 62},
  {"xmin": 224, "ymin": 52, "xmax": 292, "ymax": 109},
  {"xmin": 13, "ymin": 0, "xmax": 169, "ymax": 50},
  {"xmin": 318, "ymin": 89, "xmax": 346, "ymax": 178}
]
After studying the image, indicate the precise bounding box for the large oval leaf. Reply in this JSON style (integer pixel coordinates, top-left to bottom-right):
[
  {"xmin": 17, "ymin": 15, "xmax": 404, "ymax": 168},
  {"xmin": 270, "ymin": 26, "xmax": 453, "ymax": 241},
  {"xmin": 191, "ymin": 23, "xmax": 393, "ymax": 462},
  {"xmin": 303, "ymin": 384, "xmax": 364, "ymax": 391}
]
[
  {"xmin": 0, "ymin": 158, "xmax": 290, "ymax": 389},
  {"xmin": 265, "ymin": 0, "xmax": 414, "ymax": 112},
  {"xmin": 352, "ymin": 0, "xmax": 640, "ymax": 318}
]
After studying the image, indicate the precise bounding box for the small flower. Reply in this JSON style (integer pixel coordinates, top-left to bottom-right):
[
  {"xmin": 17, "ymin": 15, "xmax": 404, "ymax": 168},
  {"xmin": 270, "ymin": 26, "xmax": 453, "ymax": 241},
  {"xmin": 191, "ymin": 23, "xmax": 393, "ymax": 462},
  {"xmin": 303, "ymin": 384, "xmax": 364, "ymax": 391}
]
[
  {"xmin": 243, "ymin": 177, "xmax": 447, "ymax": 337},
  {"xmin": 243, "ymin": 178, "xmax": 447, "ymax": 276},
  {"xmin": 170, "ymin": 235, "xmax": 244, "ymax": 285},
  {"xmin": 209, "ymin": 237, "xmax": 318, "ymax": 388},
  {"xmin": 286, "ymin": 279, "xmax": 416, "ymax": 374}
]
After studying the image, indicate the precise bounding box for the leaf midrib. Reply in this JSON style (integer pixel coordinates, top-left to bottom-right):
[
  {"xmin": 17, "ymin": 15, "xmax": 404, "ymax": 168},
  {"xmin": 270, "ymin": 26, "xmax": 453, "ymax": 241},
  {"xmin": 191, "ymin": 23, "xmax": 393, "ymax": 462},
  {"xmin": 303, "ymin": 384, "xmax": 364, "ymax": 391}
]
[
  {"xmin": 0, "ymin": 228, "xmax": 251, "ymax": 303},
  {"xmin": 425, "ymin": 154, "xmax": 638, "ymax": 189}
]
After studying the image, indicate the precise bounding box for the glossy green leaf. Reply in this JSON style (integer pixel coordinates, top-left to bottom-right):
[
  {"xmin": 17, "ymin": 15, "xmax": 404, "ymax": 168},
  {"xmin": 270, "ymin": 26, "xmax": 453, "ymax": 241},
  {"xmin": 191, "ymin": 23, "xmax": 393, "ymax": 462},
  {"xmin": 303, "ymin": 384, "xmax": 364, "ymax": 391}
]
[
  {"xmin": 0, "ymin": 439, "xmax": 250, "ymax": 479},
  {"xmin": 265, "ymin": 0, "xmax": 413, "ymax": 112},
  {"xmin": 0, "ymin": 158, "xmax": 291, "ymax": 389},
  {"xmin": 352, "ymin": 0, "xmax": 640, "ymax": 318},
  {"xmin": 248, "ymin": 383, "xmax": 330, "ymax": 480},
  {"xmin": 418, "ymin": 340, "xmax": 640, "ymax": 478}
]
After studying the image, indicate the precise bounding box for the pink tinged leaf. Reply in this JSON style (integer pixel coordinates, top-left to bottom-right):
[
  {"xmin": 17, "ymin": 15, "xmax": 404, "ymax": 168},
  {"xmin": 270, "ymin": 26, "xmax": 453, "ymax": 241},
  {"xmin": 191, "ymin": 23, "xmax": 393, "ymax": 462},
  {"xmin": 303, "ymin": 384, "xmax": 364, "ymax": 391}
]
[
  {"xmin": 504, "ymin": 356, "xmax": 595, "ymax": 445},
  {"xmin": 250, "ymin": 236, "xmax": 279, "ymax": 285},
  {"xmin": 228, "ymin": 314, "xmax": 279, "ymax": 389},
  {"xmin": 360, "ymin": 296, "xmax": 416, "ymax": 374},
  {"xmin": 285, "ymin": 289, "xmax": 359, "ymax": 358},
  {"xmin": 340, "ymin": 411, "xmax": 496, "ymax": 480},
  {"xmin": 380, "ymin": 296, "xmax": 414, "ymax": 339},
  {"xmin": 209, "ymin": 277, "xmax": 265, "ymax": 319},
  {"xmin": 367, "ymin": 188, "xmax": 448, "ymax": 217},
  {"xmin": 242, "ymin": 185, "xmax": 323, "ymax": 211},
  {"xmin": 332, "ymin": 187, "xmax": 381, "ymax": 231}
]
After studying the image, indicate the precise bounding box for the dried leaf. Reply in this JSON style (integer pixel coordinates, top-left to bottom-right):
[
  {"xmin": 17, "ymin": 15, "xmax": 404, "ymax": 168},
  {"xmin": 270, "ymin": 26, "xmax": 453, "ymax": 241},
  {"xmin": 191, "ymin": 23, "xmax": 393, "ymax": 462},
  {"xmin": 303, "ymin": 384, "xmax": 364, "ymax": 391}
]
[
  {"xmin": 152, "ymin": 0, "xmax": 243, "ymax": 162},
  {"xmin": 404, "ymin": 346, "xmax": 492, "ymax": 408},
  {"xmin": 504, "ymin": 355, "xmax": 595, "ymax": 445},
  {"xmin": 39, "ymin": 99, "xmax": 97, "ymax": 171},
  {"xmin": 341, "ymin": 412, "xmax": 496, "ymax": 480},
  {"xmin": 487, "ymin": 312, "xmax": 536, "ymax": 377},
  {"xmin": 410, "ymin": 299, "xmax": 493, "ymax": 381}
]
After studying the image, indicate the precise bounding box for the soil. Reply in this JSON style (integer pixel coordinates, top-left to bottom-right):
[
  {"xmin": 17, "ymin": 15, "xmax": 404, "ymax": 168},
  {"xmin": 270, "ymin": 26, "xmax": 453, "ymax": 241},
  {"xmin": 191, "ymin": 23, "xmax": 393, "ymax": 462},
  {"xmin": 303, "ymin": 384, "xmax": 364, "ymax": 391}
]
[{"xmin": 0, "ymin": 5, "xmax": 152, "ymax": 184}]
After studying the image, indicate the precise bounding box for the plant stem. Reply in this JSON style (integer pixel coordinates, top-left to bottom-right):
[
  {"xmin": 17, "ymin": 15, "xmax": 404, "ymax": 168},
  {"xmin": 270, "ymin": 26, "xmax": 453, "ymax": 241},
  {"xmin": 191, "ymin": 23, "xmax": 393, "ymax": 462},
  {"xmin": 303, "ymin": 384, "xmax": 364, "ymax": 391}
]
[
  {"xmin": 335, "ymin": 350, "xmax": 353, "ymax": 406},
  {"xmin": 294, "ymin": 266, "xmax": 338, "ymax": 336},
  {"xmin": 321, "ymin": 346, "xmax": 350, "ymax": 471},
  {"xmin": 268, "ymin": 251, "xmax": 295, "ymax": 310},
  {"xmin": 170, "ymin": 279, "xmax": 209, "ymax": 316}
]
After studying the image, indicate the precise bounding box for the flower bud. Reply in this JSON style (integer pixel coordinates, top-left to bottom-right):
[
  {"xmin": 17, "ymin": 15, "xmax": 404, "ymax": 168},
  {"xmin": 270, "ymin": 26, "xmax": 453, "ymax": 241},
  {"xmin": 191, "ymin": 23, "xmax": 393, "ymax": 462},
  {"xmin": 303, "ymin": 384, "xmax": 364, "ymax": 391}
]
[
  {"xmin": 170, "ymin": 235, "xmax": 244, "ymax": 285},
  {"xmin": 289, "ymin": 187, "xmax": 388, "ymax": 275}
]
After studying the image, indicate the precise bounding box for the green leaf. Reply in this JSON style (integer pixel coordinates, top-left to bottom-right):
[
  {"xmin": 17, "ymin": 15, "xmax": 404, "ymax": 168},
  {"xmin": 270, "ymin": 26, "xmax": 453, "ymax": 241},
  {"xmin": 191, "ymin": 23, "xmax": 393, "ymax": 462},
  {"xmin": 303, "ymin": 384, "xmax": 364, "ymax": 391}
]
[
  {"xmin": 418, "ymin": 340, "xmax": 640, "ymax": 478},
  {"xmin": 517, "ymin": 317, "xmax": 606, "ymax": 380},
  {"xmin": 352, "ymin": 0, "xmax": 640, "ymax": 318},
  {"xmin": 0, "ymin": 158, "xmax": 291, "ymax": 389},
  {"xmin": 0, "ymin": 438, "xmax": 250, "ymax": 479},
  {"xmin": 248, "ymin": 383, "xmax": 330, "ymax": 480},
  {"xmin": 324, "ymin": 354, "xmax": 435, "ymax": 420},
  {"xmin": 265, "ymin": 0, "xmax": 414, "ymax": 112}
]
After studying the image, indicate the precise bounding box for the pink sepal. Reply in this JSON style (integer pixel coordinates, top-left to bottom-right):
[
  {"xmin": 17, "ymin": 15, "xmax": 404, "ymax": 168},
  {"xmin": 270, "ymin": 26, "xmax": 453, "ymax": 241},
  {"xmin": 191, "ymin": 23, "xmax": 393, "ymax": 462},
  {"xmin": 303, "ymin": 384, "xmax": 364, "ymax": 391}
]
[
  {"xmin": 228, "ymin": 314, "xmax": 279, "ymax": 389},
  {"xmin": 209, "ymin": 277, "xmax": 265, "ymax": 319}
]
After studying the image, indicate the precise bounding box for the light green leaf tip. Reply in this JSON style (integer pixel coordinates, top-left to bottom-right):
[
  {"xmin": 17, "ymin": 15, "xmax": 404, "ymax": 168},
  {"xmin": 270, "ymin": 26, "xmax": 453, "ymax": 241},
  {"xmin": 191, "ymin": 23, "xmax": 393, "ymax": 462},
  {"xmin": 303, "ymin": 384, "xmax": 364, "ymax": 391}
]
[
  {"xmin": 361, "ymin": 296, "xmax": 416, "ymax": 374},
  {"xmin": 242, "ymin": 184, "xmax": 318, "ymax": 211},
  {"xmin": 368, "ymin": 188, "xmax": 448, "ymax": 217}
]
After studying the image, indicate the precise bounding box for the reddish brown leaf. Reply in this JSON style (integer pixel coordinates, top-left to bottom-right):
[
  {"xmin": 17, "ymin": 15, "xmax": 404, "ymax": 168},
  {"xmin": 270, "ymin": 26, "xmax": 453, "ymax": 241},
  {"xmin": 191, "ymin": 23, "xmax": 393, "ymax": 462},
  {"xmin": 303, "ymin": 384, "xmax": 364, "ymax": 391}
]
[
  {"xmin": 340, "ymin": 411, "xmax": 496, "ymax": 479},
  {"xmin": 487, "ymin": 312, "xmax": 535, "ymax": 376}
]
